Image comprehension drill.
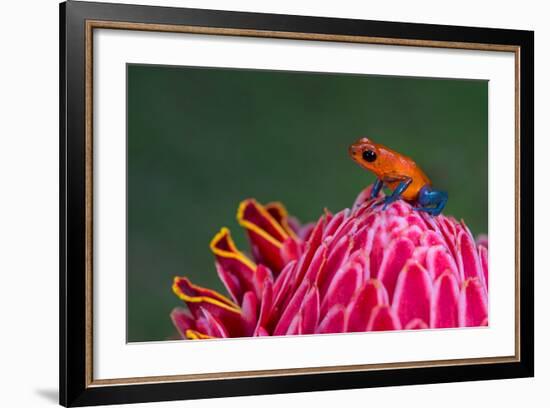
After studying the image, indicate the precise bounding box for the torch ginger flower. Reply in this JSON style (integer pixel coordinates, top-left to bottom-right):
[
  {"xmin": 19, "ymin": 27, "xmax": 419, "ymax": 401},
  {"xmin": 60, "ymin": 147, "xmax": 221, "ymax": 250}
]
[{"xmin": 171, "ymin": 186, "xmax": 488, "ymax": 339}]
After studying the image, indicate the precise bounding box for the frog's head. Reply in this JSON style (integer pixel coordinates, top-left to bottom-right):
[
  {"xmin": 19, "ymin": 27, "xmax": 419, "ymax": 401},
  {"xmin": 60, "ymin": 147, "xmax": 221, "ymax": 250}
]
[{"xmin": 349, "ymin": 137, "xmax": 383, "ymax": 175}]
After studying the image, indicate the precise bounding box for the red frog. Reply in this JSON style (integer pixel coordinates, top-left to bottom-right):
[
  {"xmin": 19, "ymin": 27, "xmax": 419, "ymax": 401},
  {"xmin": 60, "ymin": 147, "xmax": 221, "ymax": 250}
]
[{"xmin": 349, "ymin": 137, "xmax": 448, "ymax": 216}]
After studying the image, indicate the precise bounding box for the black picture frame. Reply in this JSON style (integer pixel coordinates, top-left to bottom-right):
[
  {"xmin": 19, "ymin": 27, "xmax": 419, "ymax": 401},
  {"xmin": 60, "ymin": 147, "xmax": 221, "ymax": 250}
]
[{"xmin": 60, "ymin": 1, "xmax": 534, "ymax": 406}]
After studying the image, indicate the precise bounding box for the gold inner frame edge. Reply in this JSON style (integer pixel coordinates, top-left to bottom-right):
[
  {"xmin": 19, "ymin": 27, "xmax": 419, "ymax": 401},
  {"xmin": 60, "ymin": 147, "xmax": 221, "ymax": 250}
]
[{"xmin": 84, "ymin": 20, "xmax": 522, "ymax": 388}]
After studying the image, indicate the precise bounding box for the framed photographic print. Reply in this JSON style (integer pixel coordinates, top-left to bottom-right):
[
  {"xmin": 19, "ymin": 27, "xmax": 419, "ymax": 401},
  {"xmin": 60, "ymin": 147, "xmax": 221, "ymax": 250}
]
[{"xmin": 59, "ymin": 1, "xmax": 534, "ymax": 406}]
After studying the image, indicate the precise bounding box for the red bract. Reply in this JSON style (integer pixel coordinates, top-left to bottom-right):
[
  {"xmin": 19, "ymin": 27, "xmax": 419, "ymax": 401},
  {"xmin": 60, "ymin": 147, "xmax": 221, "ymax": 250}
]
[{"xmin": 171, "ymin": 186, "xmax": 488, "ymax": 339}]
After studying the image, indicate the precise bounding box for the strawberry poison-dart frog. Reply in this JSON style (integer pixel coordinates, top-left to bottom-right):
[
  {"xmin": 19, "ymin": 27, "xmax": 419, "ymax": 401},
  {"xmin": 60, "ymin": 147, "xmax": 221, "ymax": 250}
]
[{"xmin": 349, "ymin": 137, "xmax": 448, "ymax": 216}]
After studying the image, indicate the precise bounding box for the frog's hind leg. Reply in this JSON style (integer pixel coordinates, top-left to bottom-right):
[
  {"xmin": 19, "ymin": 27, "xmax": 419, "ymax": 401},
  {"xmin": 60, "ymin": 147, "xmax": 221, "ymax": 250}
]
[{"xmin": 415, "ymin": 185, "xmax": 448, "ymax": 216}]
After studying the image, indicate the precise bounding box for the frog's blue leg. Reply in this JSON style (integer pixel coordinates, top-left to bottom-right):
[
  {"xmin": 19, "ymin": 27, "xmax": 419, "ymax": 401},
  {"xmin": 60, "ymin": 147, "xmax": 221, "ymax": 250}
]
[
  {"xmin": 370, "ymin": 178, "xmax": 384, "ymax": 199},
  {"xmin": 415, "ymin": 185, "xmax": 448, "ymax": 216},
  {"xmin": 381, "ymin": 178, "xmax": 412, "ymax": 210}
]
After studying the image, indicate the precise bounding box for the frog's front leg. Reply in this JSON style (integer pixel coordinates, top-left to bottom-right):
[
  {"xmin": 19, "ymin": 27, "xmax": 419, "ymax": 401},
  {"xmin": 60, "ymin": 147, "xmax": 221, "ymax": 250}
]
[
  {"xmin": 370, "ymin": 178, "xmax": 384, "ymax": 199},
  {"xmin": 381, "ymin": 177, "xmax": 412, "ymax": 210},
  {"xmin": 415, "ymin": 185, "xmax": 448, "ymax": 216}
]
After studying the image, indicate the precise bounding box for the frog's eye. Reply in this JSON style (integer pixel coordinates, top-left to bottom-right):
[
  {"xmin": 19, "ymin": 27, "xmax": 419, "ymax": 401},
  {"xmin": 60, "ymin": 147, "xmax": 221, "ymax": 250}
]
[{"xmin": 362, "ymin": 150, "xmax": 377, "ymax": 163}]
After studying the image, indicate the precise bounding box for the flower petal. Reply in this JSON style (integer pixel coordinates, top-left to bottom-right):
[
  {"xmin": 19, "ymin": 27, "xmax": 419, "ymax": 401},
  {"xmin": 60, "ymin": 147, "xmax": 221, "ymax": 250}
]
[
  {"xmin": 412, "ymin": 246, "xmax": 429, "ymax": 266},
  {"xmin": 254, "ymin": 264, "xmax": 273, "ymax": 296},
  {"xmin": 321, "ymin": 261, "xmax": 362, "ymax": 315},
  {"xmin": 285, "ymin": 314, "xmax": 303, "ymax": 336},
  {"xmin": 316, "ymin": 305, "xmax": 345, "ymax": 334},
  {"xmin": 476, "ymin": 234, "xmax": 489, "ymax": 249},
  {"xmin": 388, "ymin": 201, "xmax": 410, "ymax": 217},
  {"xmin": 170, "ymin": 307, "xmax": 196, "ymax": 339},
  {"xmin": 173, "ymin": 277, "xmax": 238, "ymax": 311},
  {"xmin": 318, "ymin": 235, "xmax": 353, "ymax": 294},
  {"xmin": 296, "ymin": 222, "xmax": 315, "ymax": 242},
  {"xmin": 299, "ymin": 286, "xmax": 320, "ymax": 334},
  {"xmin": 281, "ymin": 237, "xmax": 301, "ymax": 265},
  {"xmin": 292, "ymin": 216, "xmax": 326, "ymax": 286},
  {"xmin": 391, "ymin": 260, "xmax": 432, "ymax": 328},
  {"xmin": 302, "ymin": 243, "xmax": 328, "ymax": 285},
  {"xmin": 264, "ymin": 201, "xmax": 299, "ymax": 240},
  {"xmin": 172, "ymin": 277, "xmax": 244, "ymax": 335},
  {"xmin": 185, "ymin": 329, "xmax": 213, "ymax": 340},
  {"xmin": 200, "ymin": 308, "xmax": 229, "ymax": 338},
  {"xmin": 241, "ymin": 291, "xmax": 258, "ymax": 336},
  {"xmin": 457, "ymin": 229, "xmax": 484, "ymax": 283},
  {"xmin": 479, "ymin": 245, "xmax": 488, "ymax": 292},
  {"xmin": 366, "ymin": 223, "xmax": 386, "ymax": 278},
  {"xmin": 273, "ymin": 282, "xmax": 309, "ymax": 336},
  {"xmin": 345, "ymin": 279, "xmax": 389, "ymax": 332},
  {"xmin": 349, "ymin": 249, "xmax": 369, "ymax": 281},
  {"xmin": 425, "ymin": 245, "xmax": 459, "ymax": 281},
  {"xmin": 254, "ymin": 279, "xmax": 273, "ymax": 335},
  {"xmin": 327, "ymin": 218, "xmax": 357, "ymax": 253},
  {"xmin": 210, "ymin": 227, "xmax": 258, "ymax": 304},
  {"xmin": 433, "ymin": 216, "xmax": 460, "ymax": 259},
  {"xmin": 352, "ymin": 185, "xmax": 377, "ymax": 211},
  {"xmin": 403, "ymin": 225, "xmax": 424, "ymax": 245},
  {"xmin": 421, "ymin": 230, "xmax": 446, "ymax": 247},
  {"xmin": 405, "ymin": 213, "xmax": 429, "ymax": 231},
  {"xmin": 271, "ymin": 260, "xmax": 297, "ymax": 318},
  {"xmin": 430, "ymin": 271, "xmax": 460, "ymax": 328},
  {"xmin": 237, "ymin": 199, "xmax": 291, "ymax": 273},
  {"xmin": 323, "ymin": 209, "xmax": 350, "ymax": 239},
  {"xmin": 366, "ymin": 305, "xmax": 402, "ymax": 331},
  {"xmin": 377, "ymin": 237, "xmax": 415, "ymax": 299},
  {"xmin": 350, "ymin": 224, "xmax": 369, "ymax": 253},
  {"xmin": 386, "ymin": 216, "xmax": 408, "ymax": 237},
  {"xmin": 459, "ymin": 278, "xmax": 488, "ymax": 327},
  {"xmin": 405, "ymin": 318, "xmax": 428, "ymax": 330},
  {"xmin": 356, "ymin": 211, "xmax": 378, "ymax": 231},
  {"xmin": 286, "ymin": 286, "xmax": 320, "ymax": 335}
]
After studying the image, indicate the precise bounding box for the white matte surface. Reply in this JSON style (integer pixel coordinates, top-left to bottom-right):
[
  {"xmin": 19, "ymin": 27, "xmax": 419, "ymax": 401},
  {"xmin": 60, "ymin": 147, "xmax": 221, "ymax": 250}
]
[{"xmin": 93, "ymin": 28, "xmax": 515, "ymax": 380}]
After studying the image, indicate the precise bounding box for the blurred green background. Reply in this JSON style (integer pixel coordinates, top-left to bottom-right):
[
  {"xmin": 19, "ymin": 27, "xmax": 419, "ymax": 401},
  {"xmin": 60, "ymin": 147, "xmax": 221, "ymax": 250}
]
[{"xmin": 127, "ymin": 64, "xmax": 488, "ymax": 342}]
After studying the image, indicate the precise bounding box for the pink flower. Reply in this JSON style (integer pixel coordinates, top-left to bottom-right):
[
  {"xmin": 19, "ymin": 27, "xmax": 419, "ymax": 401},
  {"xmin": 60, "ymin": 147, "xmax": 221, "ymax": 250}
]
[{"xmin": 171, "ymin": 185, "xmax": 488, "ymax": 339}]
